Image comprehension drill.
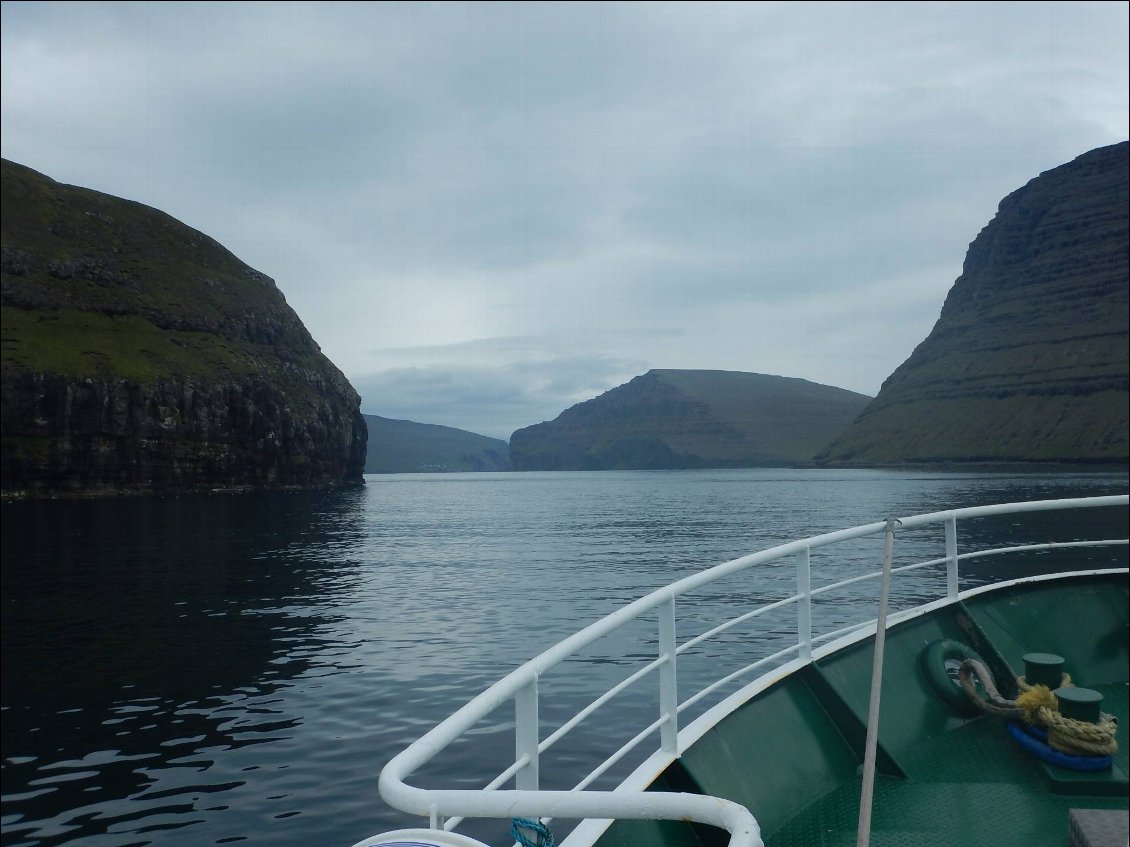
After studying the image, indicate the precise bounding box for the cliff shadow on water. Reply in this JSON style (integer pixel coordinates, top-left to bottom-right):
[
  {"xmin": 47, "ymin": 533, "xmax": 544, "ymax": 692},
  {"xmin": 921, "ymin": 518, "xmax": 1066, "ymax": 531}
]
[{"xmin": 0, "ymin": 486, "xmax": 370, "ymax": 845}]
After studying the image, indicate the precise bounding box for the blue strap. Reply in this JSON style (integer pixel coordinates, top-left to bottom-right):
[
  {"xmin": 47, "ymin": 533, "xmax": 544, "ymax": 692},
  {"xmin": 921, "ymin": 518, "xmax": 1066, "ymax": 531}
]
[
  {"xmin": 510, "ymin": 817, "xmax": 555, "ymax": 847},
  {"xmin": 1006, "ymin": 721, "xmax": 1113, "ymax": 772}
]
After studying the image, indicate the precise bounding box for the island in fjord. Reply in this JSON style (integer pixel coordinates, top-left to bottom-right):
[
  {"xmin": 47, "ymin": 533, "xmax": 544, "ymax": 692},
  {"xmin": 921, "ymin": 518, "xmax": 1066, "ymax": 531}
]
[
  {"xmin": 363, "ymin": 415, "xmax": 509, "ymax": 473},
  {"xmin": 819, "ymin": 140, "xmax": 1128, "ymax": 466},
  {"xmin": 506, "ymin": 144, "xmax": 1128, "ymax": 473},
  {"xmin": 509, "ymin": 369, "xmax": 872, "ymax": 471},
  {"xmin": 1, "ymin": 159, "xmax": 367, "ymax": 497}
]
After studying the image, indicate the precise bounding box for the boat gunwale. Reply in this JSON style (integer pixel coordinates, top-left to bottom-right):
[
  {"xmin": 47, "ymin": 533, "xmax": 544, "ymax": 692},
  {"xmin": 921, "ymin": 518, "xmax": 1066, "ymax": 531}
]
[{"xmin": 375, "ymin": 495, "xmax": 1129, "ymax": 847}]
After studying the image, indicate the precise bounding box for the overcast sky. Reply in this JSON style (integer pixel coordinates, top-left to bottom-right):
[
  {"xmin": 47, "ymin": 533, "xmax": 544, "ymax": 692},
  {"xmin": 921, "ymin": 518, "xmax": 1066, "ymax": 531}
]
[{"xmin": 2, "ymin": 2, "xmax": 1127, "ymax": 439}]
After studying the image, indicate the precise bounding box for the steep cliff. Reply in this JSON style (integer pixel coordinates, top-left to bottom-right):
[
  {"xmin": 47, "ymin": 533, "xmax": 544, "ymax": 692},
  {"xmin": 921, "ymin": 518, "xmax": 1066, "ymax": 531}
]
[
  {"xmin": 819, "ymin": 142, "xmax": 1128, "ymax": 466},
  {"xmin": 363, "ymin": 415, "xmax": 509, "ymax": 473},
  {"xmin": 1, "ymin": 159, "xmax": 367, "ymax": 496},
  {"xmin": 510, "ymin": 369, "xmax": 871, "ymax": 470}
]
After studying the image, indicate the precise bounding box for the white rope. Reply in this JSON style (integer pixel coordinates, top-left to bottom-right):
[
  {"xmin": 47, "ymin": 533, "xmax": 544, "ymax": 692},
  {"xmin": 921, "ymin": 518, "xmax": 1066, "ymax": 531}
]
[{"xmin": 856, "ymin": 518, "xmax": 898, "ymax": 847}]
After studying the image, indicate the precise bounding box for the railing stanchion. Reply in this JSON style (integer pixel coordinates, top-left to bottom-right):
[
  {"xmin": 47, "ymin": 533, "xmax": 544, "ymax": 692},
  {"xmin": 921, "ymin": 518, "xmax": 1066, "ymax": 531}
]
[
  {"xmin": 659, "ymin": 595, "xmax": 679, "ymax": 754},
  {"xmin": 857, "ymin": 518, "xmax": 898, "ymax": 847},
  {"xmin": 516, "ymin": 675, "xmax": 540, "ymax": 790},
  {"xmin": 797, "ymin": 546, "xmax": 812, "ymax": 662},
  {"xmin": 945, "ymin": 515, "xmax": 959, "ymax": 599}
]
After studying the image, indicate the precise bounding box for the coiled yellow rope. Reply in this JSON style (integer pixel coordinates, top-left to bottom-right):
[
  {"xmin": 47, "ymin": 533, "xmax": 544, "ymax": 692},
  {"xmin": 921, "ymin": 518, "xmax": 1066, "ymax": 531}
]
[
  {"xmin": 960, "ymin": 662, "xmax": 1119, "ymax": 756},
  {"xmin": 1013, "ymin": 681, "xmax": 1060, "ymax": 726}
]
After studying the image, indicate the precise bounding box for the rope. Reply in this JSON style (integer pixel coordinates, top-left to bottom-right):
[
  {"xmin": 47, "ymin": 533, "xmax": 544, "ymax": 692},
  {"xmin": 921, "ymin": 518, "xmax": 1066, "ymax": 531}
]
[
  {"xmin": 1028, "ymin": 706, "xmax": 1119, "ymax": 756},
  {"xmin": 1006, "ymin": 722, "xmax": 1113, "ymax": 771},
  {"xmin": 957, "ymin": 659, "xmax": 1023, "ymax": 720},
  {"xmin": 511, "ymin": 817, "xmax": 554, "ymax": 847},
  {"xmin": 1016, "ymin": 673, "xmax": 1072, "ymax": 693},
  {"xmin": 958, "ymin": 659, "xmax": 1118, "ymax": 756},
  {"xmin": 1013, "ymin": 681, "xmax": 1060, "ymax": 726}
]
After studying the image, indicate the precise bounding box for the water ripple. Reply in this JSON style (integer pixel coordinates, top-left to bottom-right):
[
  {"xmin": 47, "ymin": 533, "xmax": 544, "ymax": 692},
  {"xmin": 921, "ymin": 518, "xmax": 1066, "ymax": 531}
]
[{"xmin": 2, "ymin": 470, "xmax": 1125, "ymax": 845}]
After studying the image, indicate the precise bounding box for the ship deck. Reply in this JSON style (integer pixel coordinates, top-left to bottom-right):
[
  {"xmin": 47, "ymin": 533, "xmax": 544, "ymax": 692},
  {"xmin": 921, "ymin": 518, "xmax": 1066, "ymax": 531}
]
[
  {"xmin": 770, "ymin": 681, "xmax": 1127, "ymax": 847},
  {"xmin": 594, "ymin": 572, "xmax": 1129, "ymax": 847}
]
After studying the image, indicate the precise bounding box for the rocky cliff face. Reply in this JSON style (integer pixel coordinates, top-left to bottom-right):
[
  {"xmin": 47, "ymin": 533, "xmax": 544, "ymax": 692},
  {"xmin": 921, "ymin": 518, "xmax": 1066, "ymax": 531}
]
[
  {"xmin": 510, "ymin": 369, "xmax": 871, "ymax": 470},
  {"xmin": 820, "ymin": 142, "xmax": 1129, "ymax": 466},
  {"xmin": 1, "ymin": 159, "xmax": 367, "ymax": 496}
]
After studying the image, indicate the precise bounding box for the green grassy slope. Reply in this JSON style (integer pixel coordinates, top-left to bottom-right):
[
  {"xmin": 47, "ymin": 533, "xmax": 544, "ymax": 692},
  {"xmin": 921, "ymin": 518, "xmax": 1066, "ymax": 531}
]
[{"xmin": 1, "ymin": 158, "xmax": 322, "ymax": 393}]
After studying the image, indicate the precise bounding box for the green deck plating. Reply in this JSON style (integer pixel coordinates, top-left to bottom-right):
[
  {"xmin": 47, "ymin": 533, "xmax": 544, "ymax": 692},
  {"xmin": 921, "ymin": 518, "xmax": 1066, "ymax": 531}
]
[{"xmin": 596, "ymin": 573, "xmax": 1129, "ymax": 847}]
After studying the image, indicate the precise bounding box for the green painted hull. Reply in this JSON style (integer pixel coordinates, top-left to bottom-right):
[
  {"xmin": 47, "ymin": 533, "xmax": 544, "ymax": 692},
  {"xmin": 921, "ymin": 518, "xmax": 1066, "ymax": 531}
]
[{"xmin": 596, "ymin": 572, "xmax": 1128, "ymax": 847}]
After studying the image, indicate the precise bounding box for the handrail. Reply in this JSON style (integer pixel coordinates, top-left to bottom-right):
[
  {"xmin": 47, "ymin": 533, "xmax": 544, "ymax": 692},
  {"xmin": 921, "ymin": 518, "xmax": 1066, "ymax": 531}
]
[{"xmin": 375, "ymin": 495, "xmax": 1128, "ymax": 847}]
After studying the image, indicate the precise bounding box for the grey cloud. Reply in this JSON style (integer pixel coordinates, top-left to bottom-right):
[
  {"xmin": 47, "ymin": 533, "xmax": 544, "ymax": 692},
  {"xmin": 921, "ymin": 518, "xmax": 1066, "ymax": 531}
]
[
  {"xmin": 2, "ymin": 2, "xmax": 1126, "ymax": 438},
  {"xmin": 354, "ymin": 351, "xmax": 648, "ymax": 440}
]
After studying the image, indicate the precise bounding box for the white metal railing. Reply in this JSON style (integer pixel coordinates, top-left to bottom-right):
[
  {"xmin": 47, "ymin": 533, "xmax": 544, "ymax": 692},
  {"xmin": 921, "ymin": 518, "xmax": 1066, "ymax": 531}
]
[{"xmin": 374, "ymin": 495, "xmax": 1128, "ymax": 847}]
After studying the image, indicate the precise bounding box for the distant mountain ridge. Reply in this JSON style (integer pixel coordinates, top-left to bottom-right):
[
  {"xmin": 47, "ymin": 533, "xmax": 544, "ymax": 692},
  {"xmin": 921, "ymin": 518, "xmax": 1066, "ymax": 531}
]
[
  {"xmin": 364, "ymin": 415, "xmax": 509, "ymax": 473},
  {"xmin": 509, "ymin": 369, "xmax": 872, "ymax": 470},
  {"xmin": 820, "ymin": 141, "xmax": 1129, "ymax": 465}
]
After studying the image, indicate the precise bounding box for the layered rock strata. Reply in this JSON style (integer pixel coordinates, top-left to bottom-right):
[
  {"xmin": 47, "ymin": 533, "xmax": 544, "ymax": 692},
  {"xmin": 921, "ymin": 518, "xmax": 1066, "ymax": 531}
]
[{"xmin": 820, "ymin": 142, "xmax": 1129, "ymax": 465}]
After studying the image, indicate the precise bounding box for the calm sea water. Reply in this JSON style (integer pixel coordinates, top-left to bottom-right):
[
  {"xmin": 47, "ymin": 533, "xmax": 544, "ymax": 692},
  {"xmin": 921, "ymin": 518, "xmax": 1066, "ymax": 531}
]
[{"xmin": 2, "ymin": 469, "xmax": 1127, "ymax": 847}]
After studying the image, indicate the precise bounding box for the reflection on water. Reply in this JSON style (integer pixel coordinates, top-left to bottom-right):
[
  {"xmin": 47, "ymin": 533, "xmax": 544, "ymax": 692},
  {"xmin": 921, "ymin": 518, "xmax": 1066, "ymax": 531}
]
[
  {"xmin": 1, "ymin": 470, "xmax": 1126, "ymax": 846},
  {"xmin": 2, "ymin": 489, "xmax": 370, "ymax": 846}
]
